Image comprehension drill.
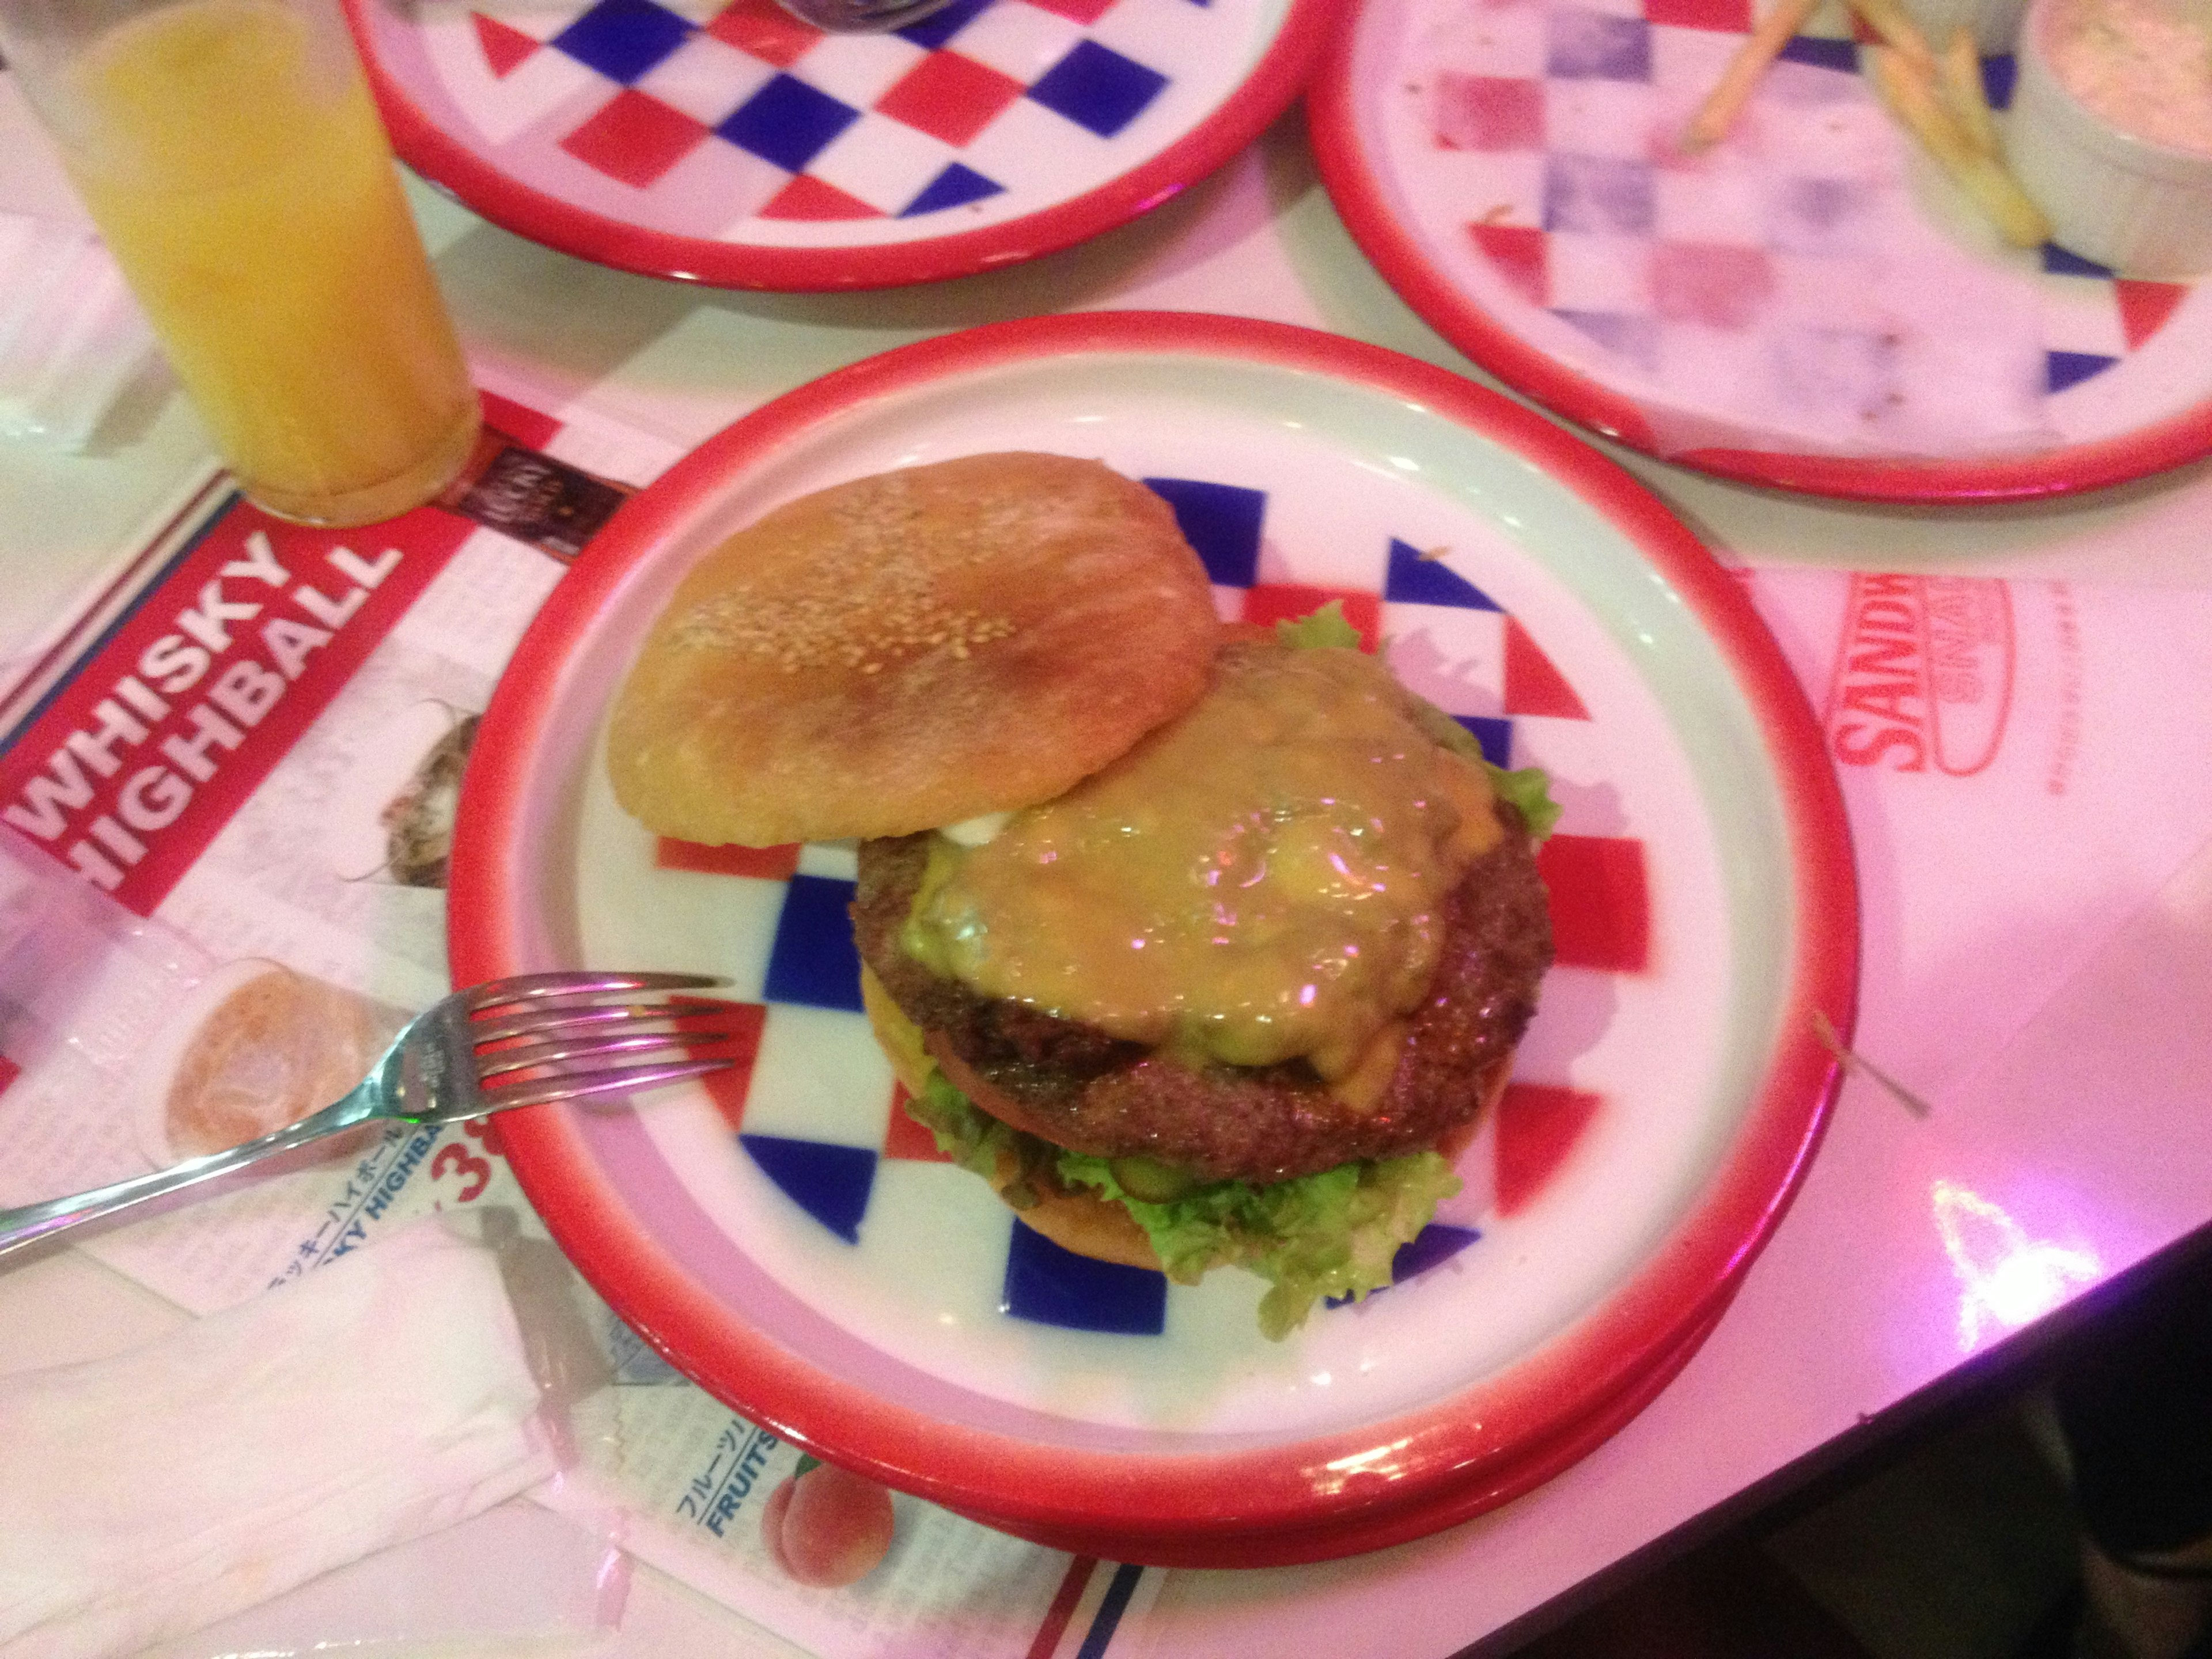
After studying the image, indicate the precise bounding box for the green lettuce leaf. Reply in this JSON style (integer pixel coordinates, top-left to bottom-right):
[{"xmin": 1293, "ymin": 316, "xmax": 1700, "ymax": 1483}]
[
  {"xmin": 1272, "ymin": 600, "xmax": 1362, "ymax": 652},
  {"xmin": 900, "ymin": 1074, "xmax": 1460, "ymax": 1339},
  {"xmin": 1486, "ymin": 763, "xmax": 1562, "ymax": 842},
  {"xmin": 906, "ymin": 1069, "xmax": 1017, "ymax": 1184},
  {"xmin": 1058, "ymin": 1149, "xmax": 1461, "ymax": 1340}
]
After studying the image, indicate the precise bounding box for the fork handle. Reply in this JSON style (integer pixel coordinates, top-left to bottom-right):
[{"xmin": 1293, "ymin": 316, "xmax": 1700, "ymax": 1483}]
[{"xmin": 0, "ymin": 1088, "xmax": 381, "ymax": 1264}]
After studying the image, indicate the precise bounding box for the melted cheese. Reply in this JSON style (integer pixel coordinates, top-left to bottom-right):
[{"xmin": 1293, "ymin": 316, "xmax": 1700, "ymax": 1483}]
[{"xmin": 901, "ymin": 643, "xmax": 1501, "ymax": 1080}]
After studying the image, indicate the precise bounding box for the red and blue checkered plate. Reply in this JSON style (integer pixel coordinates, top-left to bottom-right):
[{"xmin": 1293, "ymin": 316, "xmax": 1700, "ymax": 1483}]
[
  {"xmin": 1311, "ymin": 0, "xmax": 2212, "ymax": 501},
  {"xmin": 343, "ymin": 0, "xmax": 1326, "ymax": 287},
  {"xmin": 448, "ymin": 312, "xmax": 1861, "ymax": 1566}
]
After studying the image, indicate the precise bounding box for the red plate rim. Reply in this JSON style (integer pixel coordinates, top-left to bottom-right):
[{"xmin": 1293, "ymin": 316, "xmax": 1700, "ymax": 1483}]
[
  {"xmin": 951, "ymin": 1279, "xmax": 1743, "ymax": 1567},
  {"xmin": 344, "ymin": 0, "xmax": 1332, "ymax": 291},
  {"xmin": 448, "ymin": 309, "xmax": 1861, "ymax": 1556},
  {"xmin": 1305, "ymin": 7, "xmax": 2212, "ymax": 505}
]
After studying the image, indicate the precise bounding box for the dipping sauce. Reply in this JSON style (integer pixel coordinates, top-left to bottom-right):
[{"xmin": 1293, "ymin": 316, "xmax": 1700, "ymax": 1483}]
[
  {"xmin": 147, "ymin": 961, "xmax": 389, "ymax": 1160},
  {"xmin": 900, "ymin": 641, "xmax": 1503, "ymax": 1081},
  {"xmin": 2045, "ymin": 0, "xmax": 2212, "ymax": 154}
]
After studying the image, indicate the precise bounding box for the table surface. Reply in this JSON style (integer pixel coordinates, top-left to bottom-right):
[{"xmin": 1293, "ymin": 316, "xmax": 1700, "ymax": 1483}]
[{"xmin": 5, "ymin": 56, "xmax": 2212, "ymax": 1659}]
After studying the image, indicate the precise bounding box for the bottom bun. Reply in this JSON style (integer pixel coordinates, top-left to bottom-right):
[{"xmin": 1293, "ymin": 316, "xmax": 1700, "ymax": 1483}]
[
  {"xmin": 1001, "ymin": 1179, "xmax": 1162, "ymax": 1270},
  {"xmin": 859, "ymin": 965, "xmax": 1514, "ymax": 1275}
]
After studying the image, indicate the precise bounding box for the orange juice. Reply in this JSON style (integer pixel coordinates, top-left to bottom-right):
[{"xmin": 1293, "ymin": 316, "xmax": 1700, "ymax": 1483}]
[{"xmin": 60, "ymin": 0, "xmax": 478, "ymax": 524}]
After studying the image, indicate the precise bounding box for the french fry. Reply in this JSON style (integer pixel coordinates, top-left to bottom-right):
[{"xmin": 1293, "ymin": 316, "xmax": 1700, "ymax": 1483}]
[
  {"xmin": 1937, "ymin": 24, "xmax": 2000, "ymax": 154},
  {"xmin": 1680, "ymin": 0, "xmax": 1823, "ymax": 151},
  {"xmin": 1865, "ymin": 44, "xmax": 2054, "ymax": 246},
  {"xmin": 1956, "ymin": 149, "xmax": 2054, "ymax": 246},
  {"xmin": 1847, "ymin": 0, "xmax": 1936, "ymax": 70}
]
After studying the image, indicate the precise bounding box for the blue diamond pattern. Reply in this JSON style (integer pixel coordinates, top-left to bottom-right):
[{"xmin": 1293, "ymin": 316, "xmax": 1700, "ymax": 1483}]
[
  {"xmin": 1980, "ymin": 52, "xmax": 2017, "ymax": 108},
  {"xmin": 903, "ymin": 162, "xmax": 1005, "ymax": 215},
  {"xmin": 551, "ymin": 0, "xmax": 692, "ymax": 84},
  {"xmin": 719, "ymin": 75, "xmax": 861, "ymax": 174},
  {"xmin": 1458, "ymin": 716, "xmax": 1513, "ymax": 767},
  {"xmin": 1385, "ymin": 537, "xmax": 1503, "ymax": 609},
  {"xmin": 1027, "ymin": 40, "xmax": 1168, "ymax": 138},
  {"xmin": 1778, "ymin": 34, "xmax": 1858, "ymax": 71},
  {"xmin": 2043, "ymin": 243, "xmax": 2114, "ymax": 278},
  {"xmin": 1545, "ymin": 8, "xmax": 1651, "ymax": 79},
  {"xmin": 1771, "ymin": 175, "xmax": 1871, "ymax": 255},
  {"xmin": 1393, "ymin": 1222, "xmax": 1481, "ymax": 1281},
  {"xmin": 1003, "ymin": 1221, "xmax": 1167, "ymax": 1334},
  {"xmin": 742, "ymin": 1135, "xmax": 876, "ymax": 1243},
  {"xmin": 1142, "ymin": 477, "xmax": 1264, "ymax": 586},
  {"xmin": 1555, "ymin": 308, "xmax": 1660, "ymax": 369},
  {"xmin": 897, "ymin": 0, "xmax": 993, "ymax": 48},
  {"xmin": 763, "ymin": 874, "xmax": 865, "ymax": 1011},
  {"xmin": 1543, "ymin": 155, "xmax": 1656, "ymax": 236},
  {"xmin": 2047, "ymin": 350, "xmax": 2119, "ymax": 393}
]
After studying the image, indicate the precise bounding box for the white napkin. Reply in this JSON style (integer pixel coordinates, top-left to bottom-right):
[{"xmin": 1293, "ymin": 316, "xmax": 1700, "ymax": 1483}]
[{"xmin": 0, "ymin": 1215, "xmax": 557, "ymax": 1659}]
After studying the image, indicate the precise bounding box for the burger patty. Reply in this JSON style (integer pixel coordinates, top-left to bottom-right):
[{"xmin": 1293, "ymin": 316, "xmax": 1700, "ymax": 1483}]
[{"xmin": 850, "ymin": 810, "xmax": 1554, "ymax": 1184}]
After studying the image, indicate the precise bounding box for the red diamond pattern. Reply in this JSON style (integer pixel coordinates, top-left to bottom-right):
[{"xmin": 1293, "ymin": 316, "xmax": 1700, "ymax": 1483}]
[
  {"xmin": 1538, "ymin": 834, "xmax": 1650, "ymax": 972},
  {"xmin": 471, "ymin": 10, "xmax": 540, "ymax": 78},
  {"xmin": 1504, "ymin": 615, "xmax": 1590, "ymax": 718},
  {"xmin": 2115, "ymin": 280, "xmax": 2188, "ymax": 350},
  {"xmin": 703, "ymin": 0, "xmax": 821, "ymax": 67},
  {"xmin": 1650, "ymin": 241, "xmax": 1776, "ymax": 329},
  {"xmin": 759, "ymin": 173, "xmax": 884, "ymax": 220},
  {"xmin": 1019, "ymin": 0, "xmax": 1116, "ymax": 21},
  {"xmin": 559, "ymin": 89, "xmax": 711, "ymax": 188},
  {"xmin": 1494, "ymin": 1084, "xmax": 1603, "ymax": 1215},
  {"xmin": 881, "ymin": 1085, "xmax": 951, "ymax": 1161},
  {"xmin": 685, "ymin": 999, "xmax": 770, "ymax": 1133},
  {"xmin": 1471, "ymin": 222, "xmax": 1549, "ymax": 306},
  {"xmin": 657, "ymin": 839, "xmax": 802, "ymax": 879},
  {"xmin": 1434, "ymin": 74, "xmax": 1545, "ymax": 151},
  {"xmin": 877, "ymin": 51, "xmax": 1025, "ymax": 148},
  {"xmin": 1643, "ymin": 0, "xmax": 1753, "ymax": 30}
]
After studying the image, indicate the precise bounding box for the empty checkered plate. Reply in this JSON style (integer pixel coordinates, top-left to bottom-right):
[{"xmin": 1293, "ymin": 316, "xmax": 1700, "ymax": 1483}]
[{"xmin": 346, "ymin": 0, "xmax": 1327, "ymax": 286}]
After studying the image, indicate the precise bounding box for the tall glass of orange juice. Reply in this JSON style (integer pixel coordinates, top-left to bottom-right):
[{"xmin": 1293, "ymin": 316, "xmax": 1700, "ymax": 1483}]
[{"xmin": 0, "ymin": 0, "xmax": 480, "ymax": 525}]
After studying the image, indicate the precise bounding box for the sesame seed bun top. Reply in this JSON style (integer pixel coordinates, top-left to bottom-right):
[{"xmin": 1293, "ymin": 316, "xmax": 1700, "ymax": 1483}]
[{"xmin": 606, "ymin": 453, "xmax": 1219, "ymax": 849}]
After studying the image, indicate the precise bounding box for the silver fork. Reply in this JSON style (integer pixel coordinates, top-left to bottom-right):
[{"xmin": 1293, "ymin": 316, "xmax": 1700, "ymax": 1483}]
[{"xmin": 0, "ymin": 970, "xmax": 737, "ymax": 1264}]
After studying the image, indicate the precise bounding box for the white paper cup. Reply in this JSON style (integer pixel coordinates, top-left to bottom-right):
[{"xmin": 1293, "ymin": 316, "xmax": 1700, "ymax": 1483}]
[{"xmin": 2005, "ymin": 0, "xmax": 2212, "ymax": 276}]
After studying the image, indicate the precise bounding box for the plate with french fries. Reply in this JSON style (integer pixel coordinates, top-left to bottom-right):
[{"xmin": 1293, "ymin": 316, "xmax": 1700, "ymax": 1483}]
[{"xmin": 1310, "ymin": 0, "xmax": 2212, "ymax": 500}]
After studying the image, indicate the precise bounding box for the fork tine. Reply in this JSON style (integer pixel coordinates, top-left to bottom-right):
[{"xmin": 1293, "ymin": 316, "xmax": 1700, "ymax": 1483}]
[
  {"xmin": 474, "ymin": 1027, "xmax": 738, "ymax": 1081},
  {"xmin": 469, "ymin": 1001, "xmax": 724, "ymax": 1045},
  {"xmin": 464, "ymin": 971, "xmax": 724, "ymax": 1013},
  {"xmin": 483, "ymin": 1056, "xmax": 733, "ymax": 1109}
]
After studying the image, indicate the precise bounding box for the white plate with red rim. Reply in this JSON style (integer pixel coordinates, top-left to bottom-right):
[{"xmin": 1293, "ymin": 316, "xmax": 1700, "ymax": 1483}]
[
  {"xmin": 1308, "ymin": 0, "xmax": 2212, "ymax": 502},
  {"xmin": 448, "ymin": 310, "xmax": 1860, "ymax": 1566},
  {"xmin": 344, "ymin": 0, "xmax": 1324, "ymax": 289}
]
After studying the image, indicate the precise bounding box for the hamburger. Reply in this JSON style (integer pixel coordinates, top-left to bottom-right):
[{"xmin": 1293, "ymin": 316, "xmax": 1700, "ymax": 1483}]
[{"xmin": 608, "ymin": 453, "xmax": 1557, "ymax": 1338}]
